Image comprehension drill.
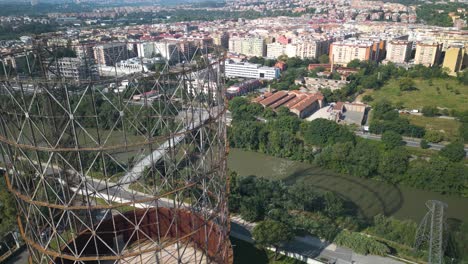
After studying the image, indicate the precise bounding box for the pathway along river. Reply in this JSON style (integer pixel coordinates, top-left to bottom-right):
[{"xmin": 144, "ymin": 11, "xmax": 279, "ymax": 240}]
[{"xmin": 227, "ymin": 148, "xmax": 468, "ymax": 224}]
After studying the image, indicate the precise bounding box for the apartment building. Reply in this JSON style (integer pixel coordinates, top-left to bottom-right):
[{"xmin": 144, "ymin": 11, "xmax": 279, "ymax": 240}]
[
  {"xmin": 329, "ymin": 40, "xmax": 375, "ymax": 66},
  {"xmin": 48, "ymin": 57, "xmax": 98, "ymax": 81},
  {"xmin": 414, "ymin": 42, "xmax": 442, "ymax": 67},
  {"xmin": 93, "ymin": 43, "xmax": 130, "ymax": 66},
  {"xmin": 228, "ymin": 36, "xmax": 266, "ymax": 57},
  {"xmin": 267, "ymin": 39, "xmax": 329, "ymax": 59},
  {"xmin": 137, "ymin": 42, "xmax": 155, "ymax": 58},
  {"xmin": 385, "ymin": 40, "xmax": 412, "ymax": 64},
  {"xmin": 212, "ymin": 32, "xmax": 229, "ymax": 49},
  {"xmin": 442, "ymin": 44, "xmax": 465, "ymax": 76},
  {"xmin": 153, "ymin": 41, "xmax": 180, "ymax": 63}
]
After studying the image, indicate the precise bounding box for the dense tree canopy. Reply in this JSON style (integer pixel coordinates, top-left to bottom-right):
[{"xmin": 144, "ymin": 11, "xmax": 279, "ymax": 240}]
[
  {"xmin": 440, "ymin": 142, "xmax": 466, "ymax": 162},
  {"xmin": 252, "ymin": 220, "xmax": 294, "ymax": 259},
  {"xmin": 229, "ymin": 98, "xmax": 466, "ymax": 196},
  {"xmin": 381, "ymin": 131, "xmax": 403, "ymax": 149},
  {"xmin": 0, "ymin": 174, "xmax": 17, "ymax": 237},
  {"xmin": 302, "ymin": 119, "xmax": 355, "ymax": 147}
]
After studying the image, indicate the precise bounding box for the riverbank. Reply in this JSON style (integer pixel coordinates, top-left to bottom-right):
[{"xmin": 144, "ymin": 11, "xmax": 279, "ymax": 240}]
[{"xmin": 227, "ymin": 148, "xmax": 468, "ymax": 224}]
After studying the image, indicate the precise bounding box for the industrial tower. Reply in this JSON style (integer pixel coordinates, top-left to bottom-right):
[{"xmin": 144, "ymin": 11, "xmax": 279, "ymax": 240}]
[
  {"xmin": 0, "ymin": 42, "xmax": 232, "ymax": 263},
  {"xmin": 415, "ymin": 200, "xmax": 448, "ymax": 264}
]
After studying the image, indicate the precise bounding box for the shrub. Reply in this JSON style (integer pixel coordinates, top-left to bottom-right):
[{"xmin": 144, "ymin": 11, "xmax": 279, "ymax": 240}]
[
  {"xmin": 334, "ymin": 230, "xmax": 390, "ymax": 256},
  {"xmin": 420, "ymin": 139, "xmax": 430, "ymax": 149},
  {"xmin": 421, "ymin": 106, "xmax": 439, "ymax": 117},
  {"xmin": 424, "ymin": 130, "xmax": 444, "ymax": 143}
]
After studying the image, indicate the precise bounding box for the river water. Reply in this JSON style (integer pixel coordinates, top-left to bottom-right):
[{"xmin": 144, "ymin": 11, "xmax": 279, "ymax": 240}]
[{"xmin": 227, "ymin": 148, "xmax": 468, "ymax": 224}]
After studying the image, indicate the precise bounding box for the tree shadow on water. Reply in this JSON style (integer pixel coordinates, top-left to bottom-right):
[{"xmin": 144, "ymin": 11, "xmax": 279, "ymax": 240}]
[
  {"xmin": 231, "ymin": 237, "xmax": 269, "ymax": 264},
  {"xmin": 282, "ymin": 167, "xmax": 405, "ymax": 220}
]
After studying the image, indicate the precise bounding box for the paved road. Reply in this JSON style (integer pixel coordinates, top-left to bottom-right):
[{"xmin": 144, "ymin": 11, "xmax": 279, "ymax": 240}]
[
  {"xmin": 230, "ymin": 217, "xmax": 404, "ymax": 264},
  {"xmin": 2, "ymin": 247, "xmax": 28, "ymax": 264},
  {"xmin": 355, "ymin": 131, "xmax": 468, "ymax": 156}
]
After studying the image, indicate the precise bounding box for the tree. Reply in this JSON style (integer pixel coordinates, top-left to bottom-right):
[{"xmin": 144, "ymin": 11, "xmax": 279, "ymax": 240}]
[
  {"xmin": 323, "ymin": 192, "xmax": 344, "ymax": 218},
  {"xmin": 0, "ymin": 174, "xmax": 17, "ymax": 237},
  {"xmin": 264, "ymin": 59, "xmax": 276, "ymax": 67},
  {"xmin": 318, "ymin": 54, "xmax": 330, "ymax": 64},
  {"xmin": 240, "ymin": 196, "xmax": 265, "ymax": 222},
  {"xmin": 347, "ymin": 59, "xmax": 361, "ymax": 68},
  {"xmin": 460, "ymin": 122, "xmax": 468, "ymax": 143},
  {"xmin": 372, "ymin": 100, "xmax": 398, "ymax": 121},
  {"xmin": 252, "ymin": 220, "xmax": 294, "ymax": 260},
  {"xmin": 420, "ymin": 139, "xmax": 430, "ymax": 149},
  {"xmin": 381, "ymin": 131, "xmax": 403, "ymax": 149},
  {"xmin": 302, "ymin": 119, "xmax": 355, "ymax": 147},
  {"xmin": 457, "ymin": 70, "xmax": 468, "ymax": 85},
  {"xmin": 424, "ymin": 130, "xmax": 444, "ymax": 143},
  {"xmin": 398, "ymin": 77, "xmax": 416, "ymax": 91},
  {"xmin": 378, "ymin": 147, "xmax": 410, "ymax": 179},
  {"xmin": 362, "ymin": 95, "xmax": 373, "ymax": 103},
  {"xmin": 440, "ymin": 142, "xmax": 466, "ymax": 162},
  {"xmin": 422, "ymin": 106, "xmax": 439, "ymax": 117}
]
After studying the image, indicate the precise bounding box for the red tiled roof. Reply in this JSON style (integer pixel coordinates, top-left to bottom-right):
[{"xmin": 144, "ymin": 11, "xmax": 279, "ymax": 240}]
[
  {"xmin": 291, "ymin": 95, "xmax": 320, "ymax": 112},
  {"xmin": 283, "ymin": 94, "xmax": 308, "ymax": 108},
  {"xmin": 333, "ymin": 102, "xmax": 344, "ymax": 111},
  {"xmin": 252, "ymin": 92, "xmax": 273, "ymax": 103},
  {"xmin": 270, "ymin": 94, "xmax": 296, "ymax": 109},
  {"xmin": 259, "ymin": 91, "xmax": 288, "ymax": 107}
]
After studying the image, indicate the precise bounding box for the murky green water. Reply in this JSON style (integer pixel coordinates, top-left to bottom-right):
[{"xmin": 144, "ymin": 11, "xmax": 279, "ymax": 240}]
[{"xmin": 227, "ymin": 149, "xmax": 468, "ymax": 223}]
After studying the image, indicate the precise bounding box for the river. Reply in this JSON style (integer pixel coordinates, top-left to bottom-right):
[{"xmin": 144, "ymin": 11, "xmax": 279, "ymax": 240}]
[{"xmin": 227, "ymin": 148, "xmax": 468, "ymax": 224}]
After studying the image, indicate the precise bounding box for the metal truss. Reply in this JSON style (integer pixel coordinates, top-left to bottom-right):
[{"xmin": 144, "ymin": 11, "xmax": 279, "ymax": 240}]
[
  {"xmin": 0, "ymin": 41, "xmax": 231, "ymax": 264},
  {"xmin": 415, "ymin": 200, "xmax": 448, "ymax": 264}
]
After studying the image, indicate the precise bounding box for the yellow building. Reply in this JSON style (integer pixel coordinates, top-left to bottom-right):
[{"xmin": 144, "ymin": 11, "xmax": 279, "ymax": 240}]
[
  {"xmin": 442, "ymin": 44, "xmax": 465, "ymax": 76},
  {"xmin": 414, "ymin": 42, "xmax": 442, "ymax": 67}
]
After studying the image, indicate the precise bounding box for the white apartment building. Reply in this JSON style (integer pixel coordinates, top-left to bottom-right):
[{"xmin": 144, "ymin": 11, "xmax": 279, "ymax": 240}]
[
  {"xmin": 137, "ymin": 42, "xmax": 156, "ymax": 58},
  {"xmin": 385, "ymin": 40, "xmax": 412, "ymax": 64},
  {"xmin": 228, "ymin": 36, "xmax": 266, "ymax": 57},
  {"xmin": 225, "ymin": 60, "xmax": 280, "ymax": 80},
  {"xmin": 267, "ymin": 42, "xmax": 286, "ymax": 58},
  {"xmin": 154, "ymin": 41, "xmax": 179, "ymax": 62},
  {"xmin": 267, "ymin": 39, "xmax": 329, "ymax": 59},
  {"xmin": 187, "ymin": 68, "xmax": 220, "ymax": 99}
]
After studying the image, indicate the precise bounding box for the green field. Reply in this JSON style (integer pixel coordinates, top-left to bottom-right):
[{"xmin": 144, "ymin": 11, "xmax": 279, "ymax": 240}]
[
  {"xmin": 403, "ymin": 115, "xmax": 461, "ymax": 141},
  {"xmin": 365, "ymin": 78, "xmax": 468, "ymax": 112}
]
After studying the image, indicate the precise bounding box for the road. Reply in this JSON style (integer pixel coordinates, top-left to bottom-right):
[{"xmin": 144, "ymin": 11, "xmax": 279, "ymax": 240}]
[
  {"xmin": 230, "ymin": 217, "xmax": 404, "ymax": 264},
  {"xmin": 2, "ymin": 247, "xmax": 28, "ymax": 264},
  {"xmin": 355, "ymin": 131, "xmax": 468, "ymax": 156}
]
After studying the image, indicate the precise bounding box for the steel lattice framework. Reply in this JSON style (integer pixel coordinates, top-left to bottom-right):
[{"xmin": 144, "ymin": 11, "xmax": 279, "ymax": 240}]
[
  {"xmin": 0, "ymin": 41, "xmax": 232, "ymax": 264},
  {"xmin": 415, "ymin": 200, "xmax": 448, "ymax": 264}
]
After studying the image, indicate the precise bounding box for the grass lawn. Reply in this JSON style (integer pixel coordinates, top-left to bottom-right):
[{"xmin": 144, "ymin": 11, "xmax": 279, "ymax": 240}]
[
  {"xmin": 403, "ymin": 115, "xmax": 461, "ymax": 141},
  {"xmin": 365, "ymin": 78, "xmax": 468, "ymax": 112},
  {"xmin": 231, "ymin": 237, "xmax": 305, "ymax": 264}
]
